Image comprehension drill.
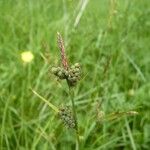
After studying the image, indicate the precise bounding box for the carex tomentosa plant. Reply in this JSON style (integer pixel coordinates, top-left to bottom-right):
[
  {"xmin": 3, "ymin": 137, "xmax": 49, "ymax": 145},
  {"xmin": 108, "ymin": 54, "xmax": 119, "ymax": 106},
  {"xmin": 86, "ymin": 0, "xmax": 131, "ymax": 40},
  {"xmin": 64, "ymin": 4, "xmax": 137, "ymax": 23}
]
[
  {"xmin": 51, "ymin": 32, "xmax": 81, "ymax": 149},
  {"xmin": 32, "ymin": 32, "xmax": 81, "ymax": 150}
]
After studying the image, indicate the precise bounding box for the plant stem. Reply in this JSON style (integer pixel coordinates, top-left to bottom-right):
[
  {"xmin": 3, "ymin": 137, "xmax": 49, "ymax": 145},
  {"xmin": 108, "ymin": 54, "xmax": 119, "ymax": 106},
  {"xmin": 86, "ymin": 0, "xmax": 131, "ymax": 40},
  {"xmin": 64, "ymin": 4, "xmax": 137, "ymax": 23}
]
[
  {"xmin": 68, "ymin": 86, "xmax": 80, "ymax": 150},
  {"xmin": 32, "ymin": 89, "xmax": 59, "ymax": 113}
]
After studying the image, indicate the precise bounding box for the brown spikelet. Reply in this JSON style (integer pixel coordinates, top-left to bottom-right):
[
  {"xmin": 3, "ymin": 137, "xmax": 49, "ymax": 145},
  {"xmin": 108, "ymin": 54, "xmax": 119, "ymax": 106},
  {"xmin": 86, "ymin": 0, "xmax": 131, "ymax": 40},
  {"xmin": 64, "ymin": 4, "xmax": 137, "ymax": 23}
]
[{"xmin": 57, "ymin": 32, "xmax": 69, "ymax": 70}]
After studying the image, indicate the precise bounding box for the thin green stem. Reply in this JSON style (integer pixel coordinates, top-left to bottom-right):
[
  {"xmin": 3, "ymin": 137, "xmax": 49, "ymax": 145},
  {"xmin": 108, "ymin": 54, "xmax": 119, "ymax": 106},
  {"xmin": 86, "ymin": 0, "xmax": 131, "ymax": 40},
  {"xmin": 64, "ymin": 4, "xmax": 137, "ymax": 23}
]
[
  {"xmin": 31, "ymin": 89, "xmax": 59, "ymax": 113},
  {"xmin": 68, "ymin": 86, "xmax": 80, "ymax": 150}
]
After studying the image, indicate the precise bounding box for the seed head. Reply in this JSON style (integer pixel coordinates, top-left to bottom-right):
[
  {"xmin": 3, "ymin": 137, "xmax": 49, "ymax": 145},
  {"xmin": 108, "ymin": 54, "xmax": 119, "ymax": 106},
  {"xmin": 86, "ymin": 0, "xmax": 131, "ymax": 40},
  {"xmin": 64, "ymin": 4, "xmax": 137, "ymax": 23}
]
[
  {"xmin": 67, "ymin": 63, "xmax": 82, "ymax": 86},
  {"xmin": 51, "ymin": 67, "xmax": 59, "ymax": 75},
  {"xmin": 51, "ymin": 67, "xmax": 66, "ymax": 80},
  {"xmin": 59, "ymin": 106, "xmax": 76, "ymax": 129},
  {"xmin": 74, "ymin": 63, "xmax": 80, "ymax": 68}
]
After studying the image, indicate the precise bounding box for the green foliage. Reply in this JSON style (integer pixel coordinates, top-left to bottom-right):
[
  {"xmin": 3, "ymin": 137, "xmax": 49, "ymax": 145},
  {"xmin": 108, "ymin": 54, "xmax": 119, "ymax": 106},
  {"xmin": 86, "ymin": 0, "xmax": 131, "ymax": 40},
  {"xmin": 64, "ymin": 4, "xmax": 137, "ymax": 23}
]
[{"xmin": 0, "ymin": 0, "xmax": 150, "ymax": 149}]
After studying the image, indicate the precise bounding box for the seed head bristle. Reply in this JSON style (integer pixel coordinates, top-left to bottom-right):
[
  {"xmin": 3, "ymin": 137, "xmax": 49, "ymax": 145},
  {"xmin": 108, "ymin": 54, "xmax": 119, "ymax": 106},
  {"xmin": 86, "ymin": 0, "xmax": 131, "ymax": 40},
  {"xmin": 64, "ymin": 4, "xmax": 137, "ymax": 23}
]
[{"xmin": 57, "ymin": 32, "xmax": 68, "ymax": 70}]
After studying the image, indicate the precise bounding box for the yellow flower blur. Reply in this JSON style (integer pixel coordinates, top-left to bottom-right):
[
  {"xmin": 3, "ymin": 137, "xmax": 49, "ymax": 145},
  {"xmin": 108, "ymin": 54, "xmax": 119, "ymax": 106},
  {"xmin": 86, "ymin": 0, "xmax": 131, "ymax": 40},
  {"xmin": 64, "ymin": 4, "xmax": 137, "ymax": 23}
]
[
  {"xmin": 21, "ymin": 51, "xmax": 34, "ymax": 63},
  {"xmin": 128, "ymin": 89, "xmax": 135, "ymax": 96}
]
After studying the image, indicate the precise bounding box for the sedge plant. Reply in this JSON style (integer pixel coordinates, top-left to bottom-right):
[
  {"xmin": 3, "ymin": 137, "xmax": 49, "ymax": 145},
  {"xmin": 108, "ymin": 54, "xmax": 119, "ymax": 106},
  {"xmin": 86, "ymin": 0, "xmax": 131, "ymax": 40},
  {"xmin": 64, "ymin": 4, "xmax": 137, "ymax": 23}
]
[
  {"xmin": 51, "ymin": 32, "xmax": 81, "ymax": 150},
  {"xmin": 33, "ymin": 32, "xmax": 81, "ymax": 150}
]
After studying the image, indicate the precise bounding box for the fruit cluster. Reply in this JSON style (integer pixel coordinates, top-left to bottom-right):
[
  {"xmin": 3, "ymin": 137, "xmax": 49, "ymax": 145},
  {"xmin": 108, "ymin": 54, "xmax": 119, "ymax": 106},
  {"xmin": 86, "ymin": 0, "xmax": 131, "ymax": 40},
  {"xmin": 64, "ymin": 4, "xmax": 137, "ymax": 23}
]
[
  {"xmin": 51, "ymin": 67, "xmax": 67, "ymax": 79},
  {"xmin": 67, "ymin": 63, "xmax": 81, "ymax": 86},
  {"xmin": 58, "ymin": 106, "xmax": 75, "ymax": 129},
  {"xmin": 51, "ymin": 63, "xmax": 81, "ymax": 86}
]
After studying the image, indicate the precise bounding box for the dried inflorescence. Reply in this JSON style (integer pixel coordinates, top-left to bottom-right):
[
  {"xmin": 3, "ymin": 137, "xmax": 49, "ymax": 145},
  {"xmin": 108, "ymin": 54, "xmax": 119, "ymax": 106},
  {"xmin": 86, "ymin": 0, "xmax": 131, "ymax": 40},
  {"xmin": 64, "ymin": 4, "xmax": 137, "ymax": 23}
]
[
  {"xmin": 57, "ymin": 32, "xmax": 68, "ymax": 70},
  {"xmin": 58, "ymin": 106, "xmax": 75, "ymax": 129},
  {"xmin": 51, "ymin": 62, "xmax": 81, "ymax": 86}
]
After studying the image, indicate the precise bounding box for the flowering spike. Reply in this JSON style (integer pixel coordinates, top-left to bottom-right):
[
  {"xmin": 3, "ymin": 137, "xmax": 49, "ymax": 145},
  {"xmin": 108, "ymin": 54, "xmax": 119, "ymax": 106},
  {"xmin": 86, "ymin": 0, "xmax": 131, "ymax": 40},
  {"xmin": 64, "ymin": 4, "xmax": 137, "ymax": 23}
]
[{"xmin": 57, "ymin": 32, "xmax": 68, "ymax": 70}]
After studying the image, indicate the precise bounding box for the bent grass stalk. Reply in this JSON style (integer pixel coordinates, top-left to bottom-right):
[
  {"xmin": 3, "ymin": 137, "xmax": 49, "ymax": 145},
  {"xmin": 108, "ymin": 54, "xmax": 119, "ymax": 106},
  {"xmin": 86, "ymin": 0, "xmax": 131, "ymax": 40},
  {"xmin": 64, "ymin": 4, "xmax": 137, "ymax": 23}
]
[{"xmin": 32, "ymin": 89, "xmax": 59, "ymax": 113}]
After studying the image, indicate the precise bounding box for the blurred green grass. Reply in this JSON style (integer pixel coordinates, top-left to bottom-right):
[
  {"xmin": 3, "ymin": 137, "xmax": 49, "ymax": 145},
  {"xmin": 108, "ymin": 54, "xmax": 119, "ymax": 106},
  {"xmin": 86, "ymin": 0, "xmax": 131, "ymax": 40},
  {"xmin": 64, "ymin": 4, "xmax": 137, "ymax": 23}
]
[{"xmin": 0, "ymin": 0, "xmax": 150, "ymax": 149}]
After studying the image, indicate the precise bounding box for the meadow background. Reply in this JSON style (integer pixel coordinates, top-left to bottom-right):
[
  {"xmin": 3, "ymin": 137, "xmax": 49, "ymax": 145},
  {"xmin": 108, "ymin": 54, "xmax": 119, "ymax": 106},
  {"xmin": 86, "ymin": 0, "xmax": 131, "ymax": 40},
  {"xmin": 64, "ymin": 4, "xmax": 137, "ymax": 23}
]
[{"xmin": 0, "ymin": 0, "xmax": 150, "ymax": 149}]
